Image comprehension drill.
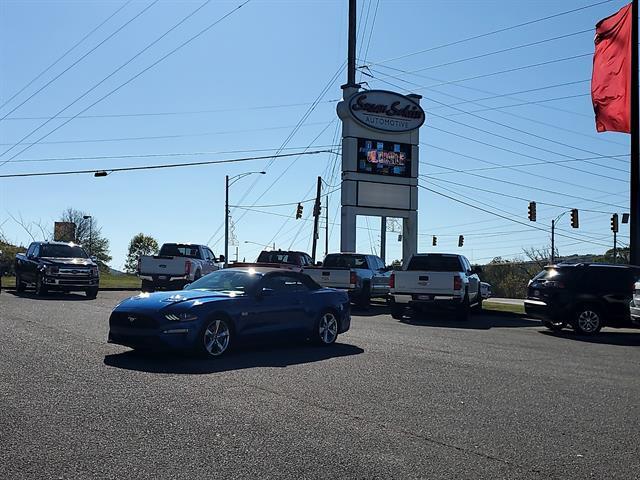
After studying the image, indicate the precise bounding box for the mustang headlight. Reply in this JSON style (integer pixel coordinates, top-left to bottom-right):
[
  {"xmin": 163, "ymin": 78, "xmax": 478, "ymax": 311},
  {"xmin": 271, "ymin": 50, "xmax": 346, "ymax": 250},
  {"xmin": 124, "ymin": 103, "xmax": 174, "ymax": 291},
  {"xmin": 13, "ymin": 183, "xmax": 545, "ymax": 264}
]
[{"xmin": 164, "ymin": 312, "xmax": 198, "ymax": 322}]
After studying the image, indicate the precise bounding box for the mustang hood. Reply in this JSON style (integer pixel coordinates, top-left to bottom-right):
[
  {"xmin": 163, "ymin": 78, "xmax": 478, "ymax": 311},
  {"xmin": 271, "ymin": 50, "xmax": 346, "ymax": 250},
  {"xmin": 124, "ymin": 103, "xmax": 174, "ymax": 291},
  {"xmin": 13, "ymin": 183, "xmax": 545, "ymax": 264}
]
[{"xmin": 115, "ymin": 289, "xmax": 239, "ymax": 311}]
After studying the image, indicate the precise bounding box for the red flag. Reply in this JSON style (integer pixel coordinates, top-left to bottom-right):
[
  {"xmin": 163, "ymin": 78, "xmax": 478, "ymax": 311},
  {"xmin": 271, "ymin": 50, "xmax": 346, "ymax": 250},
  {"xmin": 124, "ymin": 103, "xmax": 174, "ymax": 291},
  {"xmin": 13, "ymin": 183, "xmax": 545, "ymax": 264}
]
[{"xmin": 591, "ymin": 3, "xmax": 633, "ymax": 133}]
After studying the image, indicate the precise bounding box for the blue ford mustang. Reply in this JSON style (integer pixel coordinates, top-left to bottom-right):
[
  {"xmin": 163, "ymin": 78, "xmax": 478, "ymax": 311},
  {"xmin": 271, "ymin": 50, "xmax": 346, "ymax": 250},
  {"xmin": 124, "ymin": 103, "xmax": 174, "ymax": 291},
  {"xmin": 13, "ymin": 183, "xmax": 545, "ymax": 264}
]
[{"xmin": 108, "ymin": 267, "xmax": 351, "ymax": 357}]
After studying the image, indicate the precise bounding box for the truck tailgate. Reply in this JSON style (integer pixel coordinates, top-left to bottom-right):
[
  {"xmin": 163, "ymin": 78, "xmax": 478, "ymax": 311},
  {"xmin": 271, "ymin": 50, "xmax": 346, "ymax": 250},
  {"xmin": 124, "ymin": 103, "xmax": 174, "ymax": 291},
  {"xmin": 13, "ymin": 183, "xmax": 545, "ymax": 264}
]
[
  {"xmin": 139, "ymin": 256, "xmax": 187, "ymax": 276},
  {"xmin": 305, "ymin": 269, "xmax": 352, "ymax": 289},
  {"xmin": 393, "ymin": 271, "xmax": 454, "ymax": 295}
]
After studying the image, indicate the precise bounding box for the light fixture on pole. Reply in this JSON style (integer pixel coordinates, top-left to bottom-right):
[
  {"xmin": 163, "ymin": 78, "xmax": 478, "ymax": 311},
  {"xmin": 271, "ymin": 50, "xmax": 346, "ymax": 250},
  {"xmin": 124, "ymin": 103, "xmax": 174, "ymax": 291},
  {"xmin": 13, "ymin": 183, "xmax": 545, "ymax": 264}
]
[
  {"xmin": 82, "ymin": 215, "xmax": 92, "ymax": 255},
  {"xmin": 225, "ymin": 171, "xmax": 265, "ymax": 268}
]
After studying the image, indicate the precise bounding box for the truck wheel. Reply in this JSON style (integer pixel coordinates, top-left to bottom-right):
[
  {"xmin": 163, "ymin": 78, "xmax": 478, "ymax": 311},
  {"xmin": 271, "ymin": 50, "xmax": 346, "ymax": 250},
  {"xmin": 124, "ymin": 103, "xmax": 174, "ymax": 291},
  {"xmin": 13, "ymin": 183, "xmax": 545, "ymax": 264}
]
[
  {"xmin": 456, "ymin": 296, "xmax": 470, "ymax": 321},
  {"xmin": 141, "ymin": 280, "xmax": 155, "ymax": 293},
  {"xmin": 35, "ymin": 274, "xmax": 48, "ymax": 296},
  {"xmin": 391, "ymin": 304, "xmax": 405, "ymax": 320},
  {"xmin": 356, "ymin": 281, "xmax": 371, "ymax": 309},
  {"xmin": 85, "ymin": 287, "xmax": 99, "ymax": 299},
  {"xmin": 194, "ymin": 270, "xmax": 202, "ymax": 281},
  {"xmin": 15, "ymin": 272, "xmax": 26, "ymax": 292}
]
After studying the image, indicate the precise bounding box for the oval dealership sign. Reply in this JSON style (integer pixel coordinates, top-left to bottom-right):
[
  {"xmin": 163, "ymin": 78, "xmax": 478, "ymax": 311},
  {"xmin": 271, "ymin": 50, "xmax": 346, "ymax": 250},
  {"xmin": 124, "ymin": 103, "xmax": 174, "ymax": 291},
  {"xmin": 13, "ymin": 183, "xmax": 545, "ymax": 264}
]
[{"xmin": 348, "ymin": 90, "xmax": 425, "ymax": 133}]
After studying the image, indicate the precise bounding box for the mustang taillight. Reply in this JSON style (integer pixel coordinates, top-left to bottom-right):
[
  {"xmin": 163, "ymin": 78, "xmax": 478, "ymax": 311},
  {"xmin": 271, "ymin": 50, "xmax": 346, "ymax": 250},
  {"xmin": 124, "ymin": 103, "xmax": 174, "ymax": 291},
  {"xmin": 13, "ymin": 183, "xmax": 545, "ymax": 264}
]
[
  {"xmin": 185, "ymin": 261, "xmax": 191, "ymax": 275},
  {"xmin": 389, "ymin": 272, "xmax": 395, "ymax": 289},
  {"xmin": 350, "ymin": 271, "xmax": 358, "ymax": 286},
  {"xmin": 453, "ymin": 276, "xmax": 462, "ymax": 291}
]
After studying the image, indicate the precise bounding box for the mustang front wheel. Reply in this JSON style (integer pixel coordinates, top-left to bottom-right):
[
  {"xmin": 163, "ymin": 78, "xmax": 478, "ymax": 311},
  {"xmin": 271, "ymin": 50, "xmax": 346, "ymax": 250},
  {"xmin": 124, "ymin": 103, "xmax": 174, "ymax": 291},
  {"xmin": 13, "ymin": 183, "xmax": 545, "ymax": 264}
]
[
  {"xmin": 316, "ymin": 312, "xmax": 338, "ymax": 345},
  {"xmin": 201, "ymin": 318, "xmax": 231, "ymax": 357}
]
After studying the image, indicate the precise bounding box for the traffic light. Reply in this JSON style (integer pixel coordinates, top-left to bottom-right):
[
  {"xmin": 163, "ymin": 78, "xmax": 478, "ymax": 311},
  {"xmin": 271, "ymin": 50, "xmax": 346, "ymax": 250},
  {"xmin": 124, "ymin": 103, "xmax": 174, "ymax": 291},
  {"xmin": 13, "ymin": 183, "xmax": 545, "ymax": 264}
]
[
  {"xmin": 458, "ymin": 235, "xmax": 464, "ymax": 247},
  {"xmin": 570, "ymin": 209, "xmax": 579, "ymax": 228},
  {"xmin": 432, "ymin": 236, "xmax": 437, "ymax": 246},
  {"xmin": 528, "ymin": 201, "xmax": 536, "ymax": 222},
  {"xmin": 295, "ymin": 203, "xmax": 303, "ymax": 219},
  {"xmin": 313, "ymin": 203, "xmax": 322, "ymax": 217},
  {"xmin": 611, "ymin": 213, "xmax": 619, "ymax": 233},
  {"xmin": 622, "ymin": 213, "xmax": 630, "ymax": 224}
]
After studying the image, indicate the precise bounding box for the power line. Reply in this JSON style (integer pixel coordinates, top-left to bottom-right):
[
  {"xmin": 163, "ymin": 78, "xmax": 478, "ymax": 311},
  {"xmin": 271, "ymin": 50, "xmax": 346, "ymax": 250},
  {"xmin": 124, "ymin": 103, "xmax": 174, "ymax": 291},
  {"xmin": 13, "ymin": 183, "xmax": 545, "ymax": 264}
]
[
  {"xmin": 0, "ymin": 0, "xmax": 133, "ymax": 112},
  {"xmin": 362, "ymin": 0, "xmax": 614, "ymax": 66},
  {"xmin": 0, "ymin": 121, "xmax": 333, "ymax": 148},
  {"xmin": 7, "ymin": 144, "xmax": 340, "ymax": 164},
  {"xmin": 0, "ymin": 149, "xmax": 331, "ymax": 179},
  {"xmin": 0, "ymin": 0, "xmax": 159, "ymax": 123},
  {"xmin": 0, "ymin": 0, "xmax": 252, "ymax": 167},
  {"xmin": 1, "ymin": 99, "xmax": 339, "ymax": 122},
  {"xmin": 371, "ymin": 73, "xmax": 628, "ymax": 180},
  {"xmin": 418, "ymin": 184, "xmax": 613, "ymax": 248}
]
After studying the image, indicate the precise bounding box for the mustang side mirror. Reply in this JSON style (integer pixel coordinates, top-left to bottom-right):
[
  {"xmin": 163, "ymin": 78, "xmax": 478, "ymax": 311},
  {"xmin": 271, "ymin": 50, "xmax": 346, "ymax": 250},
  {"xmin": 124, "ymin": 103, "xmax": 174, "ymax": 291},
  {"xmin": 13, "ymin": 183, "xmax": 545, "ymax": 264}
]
[{"xmin": 183, "ymin": 283, "xmax": 191, "ymax": 289}]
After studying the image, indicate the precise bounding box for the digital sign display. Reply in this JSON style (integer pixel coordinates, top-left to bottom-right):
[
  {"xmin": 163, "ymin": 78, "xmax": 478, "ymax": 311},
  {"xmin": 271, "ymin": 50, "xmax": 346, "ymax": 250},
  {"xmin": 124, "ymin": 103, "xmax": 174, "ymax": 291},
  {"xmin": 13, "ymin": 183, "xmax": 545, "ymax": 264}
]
[{"xmin": 357, "ymin": 139, "xmax": 411, "ymax": 177}]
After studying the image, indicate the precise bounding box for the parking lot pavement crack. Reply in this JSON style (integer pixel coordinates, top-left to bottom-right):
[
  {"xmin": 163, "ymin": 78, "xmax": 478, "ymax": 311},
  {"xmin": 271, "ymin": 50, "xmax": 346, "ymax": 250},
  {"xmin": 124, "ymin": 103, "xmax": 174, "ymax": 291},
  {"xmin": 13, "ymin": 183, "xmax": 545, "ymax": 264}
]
[{"xmin": 243, "ymin": 382, "xmax": 544, "ymax": 477}]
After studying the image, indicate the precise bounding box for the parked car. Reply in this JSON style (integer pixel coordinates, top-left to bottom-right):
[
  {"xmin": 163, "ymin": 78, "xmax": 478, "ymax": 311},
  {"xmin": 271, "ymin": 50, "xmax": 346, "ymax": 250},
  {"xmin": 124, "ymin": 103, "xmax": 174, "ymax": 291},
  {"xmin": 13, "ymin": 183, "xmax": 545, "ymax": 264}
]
[
  {"xmin": 15, "ymin": 241, "xmax": 99, "ymax": 298},
  {"xmin": 388, "ymin": 253, "xmax": 482, "ymax": 320},
  {"xmin": 480, "ymin": 282, "xmax": 492, "ymax": 299},
  {"xmin": 630, "ymin": 281, "xmax": 640, "ymax": 327},
  {"xmin": 524, "ymin": 263, "xmax": 640, "ymax": 334},
  {"xmin": 138, "ymin": 243, "xmax": 223, "ymax": 291},
  {"xmin": 304, "ymin": 253, "xmax": 391, "ymax": 307},
  {"xmin": 108, "ymin": 267, "xmax": 351, "ymax": 357}
]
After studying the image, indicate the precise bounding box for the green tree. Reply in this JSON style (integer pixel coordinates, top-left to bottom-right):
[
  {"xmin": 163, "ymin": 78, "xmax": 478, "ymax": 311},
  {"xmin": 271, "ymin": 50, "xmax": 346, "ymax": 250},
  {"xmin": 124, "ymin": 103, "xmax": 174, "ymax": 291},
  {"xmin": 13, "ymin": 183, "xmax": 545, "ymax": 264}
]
[
  {"xmin": 0, "ymin": 239, "xmax": 26, "ymax": 276},
  {"xmin": 59, "ymin": 208, "xmax": 112, "ymax": 270},
  {"xmin": 125, "ymin": 233, "xmax": 159, "ymax": 273}
]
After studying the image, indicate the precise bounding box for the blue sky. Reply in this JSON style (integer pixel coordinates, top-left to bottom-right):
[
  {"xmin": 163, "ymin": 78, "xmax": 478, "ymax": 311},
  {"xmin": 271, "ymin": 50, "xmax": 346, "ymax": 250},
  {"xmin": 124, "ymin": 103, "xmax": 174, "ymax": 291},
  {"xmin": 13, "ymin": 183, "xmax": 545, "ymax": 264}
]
[{"xmin": 0, "ymin": 0, "xmax": 633, "ymax": 269}]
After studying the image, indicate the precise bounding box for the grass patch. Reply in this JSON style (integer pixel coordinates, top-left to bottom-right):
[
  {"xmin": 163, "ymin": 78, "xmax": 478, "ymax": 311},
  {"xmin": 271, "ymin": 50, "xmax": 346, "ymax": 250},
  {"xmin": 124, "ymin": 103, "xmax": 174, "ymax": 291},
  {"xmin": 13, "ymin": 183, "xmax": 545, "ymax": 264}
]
[
  {"xmin": 1, "ymin": 273, "xmax": 141, "ymax": 290},
  {"xmin": 482, "ymin": 301, "xmax": 525, "ymax": 315}
]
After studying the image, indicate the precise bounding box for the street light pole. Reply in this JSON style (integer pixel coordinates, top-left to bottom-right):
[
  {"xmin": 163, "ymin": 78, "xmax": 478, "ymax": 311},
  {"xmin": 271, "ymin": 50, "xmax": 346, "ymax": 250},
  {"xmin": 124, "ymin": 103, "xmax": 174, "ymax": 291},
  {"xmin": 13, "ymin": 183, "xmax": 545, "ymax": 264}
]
[
  {"xmin": 225, "ymin": 171, "xmax": 265, "ymax": 268},
  {"xmin": 225, "ymin": 175, "xmax": 229, "ymax": 268}
]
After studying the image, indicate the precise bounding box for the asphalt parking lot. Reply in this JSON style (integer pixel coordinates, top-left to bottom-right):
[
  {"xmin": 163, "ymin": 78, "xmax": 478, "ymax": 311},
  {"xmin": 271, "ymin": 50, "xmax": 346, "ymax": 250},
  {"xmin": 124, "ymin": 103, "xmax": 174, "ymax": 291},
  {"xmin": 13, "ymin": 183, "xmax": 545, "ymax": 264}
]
[{"xmin": 1, "ymin": 290, "xmax": 639, "ymax": 479}]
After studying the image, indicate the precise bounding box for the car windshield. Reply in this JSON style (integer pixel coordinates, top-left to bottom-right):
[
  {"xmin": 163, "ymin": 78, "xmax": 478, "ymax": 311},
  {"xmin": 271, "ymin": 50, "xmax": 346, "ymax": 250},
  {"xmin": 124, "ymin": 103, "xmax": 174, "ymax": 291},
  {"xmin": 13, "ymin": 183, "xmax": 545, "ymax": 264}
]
[
  {"xmin": 39, "ymin": 244, "xmax": 88, "ymax": 259},
  {"xmin": 159, "ymin": 244, "xmax": 200, "ymax": 258},
  {"xmin": 323, "ymin": 254, "xmax": 367, "ymax": 268},
  {"xmin": 407, "ymin": 255, "xmax": 462, "ymax": 271},
  {"xmin": 184, "ymin": 270, "xmax": 260, "ymax": 294}
]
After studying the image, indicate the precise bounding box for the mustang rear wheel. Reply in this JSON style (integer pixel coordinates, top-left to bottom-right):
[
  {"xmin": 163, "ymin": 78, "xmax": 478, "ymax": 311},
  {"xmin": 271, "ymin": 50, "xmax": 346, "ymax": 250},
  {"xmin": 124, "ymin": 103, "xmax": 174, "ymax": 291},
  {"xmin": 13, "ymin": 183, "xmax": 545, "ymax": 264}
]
[
  {"xmin": 200, "ymin": 318, "xmax": 231, "ymax": 357},
  {"xmin": 316, "ymin": 312, "xmax": 338, "ymax": 345}
]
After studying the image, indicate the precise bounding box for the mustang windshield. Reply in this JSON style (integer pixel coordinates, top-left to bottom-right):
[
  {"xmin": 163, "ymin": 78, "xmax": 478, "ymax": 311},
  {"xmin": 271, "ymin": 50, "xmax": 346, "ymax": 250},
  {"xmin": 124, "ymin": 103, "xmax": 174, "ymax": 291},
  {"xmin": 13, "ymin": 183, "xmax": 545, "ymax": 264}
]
[{"xmin": 185, "ymin": 270, "xmax": 260, "ymax": 294}]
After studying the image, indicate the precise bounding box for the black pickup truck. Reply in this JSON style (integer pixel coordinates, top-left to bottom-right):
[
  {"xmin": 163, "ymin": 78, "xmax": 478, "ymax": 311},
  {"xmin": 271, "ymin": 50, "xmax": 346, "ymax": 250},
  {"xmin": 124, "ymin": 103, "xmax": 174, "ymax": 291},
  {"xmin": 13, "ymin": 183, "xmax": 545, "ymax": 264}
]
[{"xmin": 15, "ymin": 241, "xmax": 100, "ymax": 298}]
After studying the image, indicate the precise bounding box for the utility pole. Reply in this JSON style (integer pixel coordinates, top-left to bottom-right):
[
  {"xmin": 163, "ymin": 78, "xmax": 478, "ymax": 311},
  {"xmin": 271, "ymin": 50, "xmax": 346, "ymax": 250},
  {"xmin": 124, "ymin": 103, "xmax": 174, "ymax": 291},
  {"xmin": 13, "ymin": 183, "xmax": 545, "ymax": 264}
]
[
  {"xmin": 311, "ymin": 176, "xmax": 322, "ymax": 263},
  {"xmin": 224, "ymin": 175, "xmax": 229, "ymax": 268},
  {"xmin": 380, "ymin": 217, "xmax": 387, "ymax": 263},
  {"xmin": 614, "ymin": 230, "xmax": 618, "ymax": 264},
  {"xmin": 631, "ymin": 0, "xmax": 639, "ymax": 264},
  {"xmin": 325, "ymin": 194, "xmax": 329, "ymax": 258}
]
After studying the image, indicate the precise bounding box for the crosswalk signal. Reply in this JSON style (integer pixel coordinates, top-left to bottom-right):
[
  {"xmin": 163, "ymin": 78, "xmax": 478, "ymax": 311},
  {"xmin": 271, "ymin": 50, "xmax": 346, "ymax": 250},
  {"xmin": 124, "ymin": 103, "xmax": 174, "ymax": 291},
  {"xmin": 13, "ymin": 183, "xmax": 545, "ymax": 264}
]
[
  {"xmin": 570, "ymin": 209, "xmax": 579, "ymax": 228},
  {"xmin": 611, "ymin": 213, "xmax": 619, "ymax": 233},
  {"xmin": 528, "ymin": 201, "xmax": 536, "ymax": 222},
  {"xmin": 432, "ymin": 236, "xmax": 437, "ymax": 246},
  {"xmin": 295, "ymin": 203, "xmax": 303, "ymax": 219},
  {"xmin": 458, "ymin": 235, "xmax": 464, "ymax": 247}
]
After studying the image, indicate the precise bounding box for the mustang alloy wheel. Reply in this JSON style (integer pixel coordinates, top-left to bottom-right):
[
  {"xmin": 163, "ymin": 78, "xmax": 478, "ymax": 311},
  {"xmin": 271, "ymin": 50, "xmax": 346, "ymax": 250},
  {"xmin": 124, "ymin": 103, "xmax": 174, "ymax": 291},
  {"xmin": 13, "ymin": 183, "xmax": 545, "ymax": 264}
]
[
  {"xmin": 317, "ymin": 312, "xmax": 338, "ymax": 345},
  {"xmin": 202, "ymin": 319, "xmax": 231, "ymax": 357}
]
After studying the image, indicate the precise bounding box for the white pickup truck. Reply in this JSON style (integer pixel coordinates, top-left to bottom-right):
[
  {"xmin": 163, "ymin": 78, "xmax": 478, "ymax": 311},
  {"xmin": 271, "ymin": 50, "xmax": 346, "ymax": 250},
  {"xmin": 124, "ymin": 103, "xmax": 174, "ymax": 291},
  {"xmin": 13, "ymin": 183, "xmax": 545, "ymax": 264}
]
[
  {"xmin": 389, "ymin": 253, "xmax": 482, "ymax": 320},
  {"xmin": 303, "ymin": 253, "xmax": 391, "ymax": 307},
  {"xmin": 138, "ymin": 243, "xmax": 223, "ymax": 291}
]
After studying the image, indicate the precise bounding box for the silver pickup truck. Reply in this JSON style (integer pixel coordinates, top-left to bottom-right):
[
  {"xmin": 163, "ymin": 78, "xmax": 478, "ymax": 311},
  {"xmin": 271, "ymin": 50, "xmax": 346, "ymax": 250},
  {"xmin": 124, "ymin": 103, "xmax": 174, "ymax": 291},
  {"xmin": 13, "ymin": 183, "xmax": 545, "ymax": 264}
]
[
  {"xmin": 389, "ymin": 253, "xmax": 482, "ymax": 320},
  {"xmin": 304, "ymin": 253, "xmax": 391, "ymax": 307},
  {"xmin": 138, "ymin": 243, "xmax": 223, "ymax": 291}
]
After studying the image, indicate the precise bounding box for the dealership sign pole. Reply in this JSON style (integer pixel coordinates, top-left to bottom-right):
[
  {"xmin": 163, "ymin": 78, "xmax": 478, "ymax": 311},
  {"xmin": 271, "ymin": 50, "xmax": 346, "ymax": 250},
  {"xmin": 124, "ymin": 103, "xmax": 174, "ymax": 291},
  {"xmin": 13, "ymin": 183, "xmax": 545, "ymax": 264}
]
[{"xmin": 338, "ymin": 0, "xmax": 425, "ymax": 264}]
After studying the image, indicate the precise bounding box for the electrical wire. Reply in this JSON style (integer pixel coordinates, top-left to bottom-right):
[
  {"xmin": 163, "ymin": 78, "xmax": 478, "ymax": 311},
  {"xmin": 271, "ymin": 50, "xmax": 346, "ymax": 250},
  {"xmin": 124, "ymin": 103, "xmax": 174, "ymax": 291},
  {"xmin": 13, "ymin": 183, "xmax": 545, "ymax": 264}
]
[
  {"xmin": 0, "ymin": 0, "xmax": 252, "ymax": 167},
  {"xmin": 0, "ymin": 0, "xmax": 133, "ymax": 112},
  {"xmin": 0, "ymin": 149, "xmax": 331, "ymax": 179}
]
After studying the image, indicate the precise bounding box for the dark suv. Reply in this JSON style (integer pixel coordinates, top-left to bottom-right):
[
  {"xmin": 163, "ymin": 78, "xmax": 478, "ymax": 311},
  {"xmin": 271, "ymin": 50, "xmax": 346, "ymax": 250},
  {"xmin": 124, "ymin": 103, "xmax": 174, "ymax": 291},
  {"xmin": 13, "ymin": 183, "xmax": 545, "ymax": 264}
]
[{"xmin": 524, "ymin": 263, "xmax": 640, "ymax": 335}]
